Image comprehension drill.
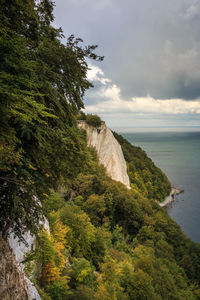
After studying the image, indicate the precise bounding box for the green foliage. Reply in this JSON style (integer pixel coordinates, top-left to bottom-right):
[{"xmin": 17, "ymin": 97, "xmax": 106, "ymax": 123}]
[
  {"xmin": 77, "ymin": 111, "xmax": 87, "ymax": 120},
  {"xmin": 0, "ymin": 0, "xmax": 103, "ymax": 239},
  {"xmin": 70, "ymin": 258, "xmax": 95, "ymax": 288},
  {"xmin": 46, "ymin": 276, "xmax": 69, "ymax": 300},
  {"xmin": 129, "ymin": 269, "xmax": 157, "ymax": 300},
  {"xmin": 43, "ymin": 191, "xmax": 66, "ymax": 216},
  {"xmin": 68, "ymin": 286, "xmax": 96, "ymax": 300},
  {"xmin": 113, "ymin": 131, "xmax": 171, "ymax": 201},
  {"xmin": 83, "ymin": 194, "xmax": 106, "ymax": 226},
  {"xmin": 26, "ymin": 142, "xmax": 200, "ymax": 299},
  {"xmin": 86, "ymin": 114, "xmax": 102, "ymax": 127},
  {"xmin": 37, "ymin": 230, "xmax": 56, "ymax": 265},
  {"xmin": 60, "ymin": 205, "xmax": 96, "ymax": 257}
]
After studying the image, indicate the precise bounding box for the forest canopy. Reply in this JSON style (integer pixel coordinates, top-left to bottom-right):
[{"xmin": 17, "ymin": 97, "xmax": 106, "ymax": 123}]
[{"xmin": 113, "ymin": 132, "xmax": 171, "ymax": 201}]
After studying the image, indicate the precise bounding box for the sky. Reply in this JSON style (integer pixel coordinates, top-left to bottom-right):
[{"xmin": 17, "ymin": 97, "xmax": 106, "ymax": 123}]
[{"xmin": 53, "ymin": 0, "xmax": 200, "ymax": 128}]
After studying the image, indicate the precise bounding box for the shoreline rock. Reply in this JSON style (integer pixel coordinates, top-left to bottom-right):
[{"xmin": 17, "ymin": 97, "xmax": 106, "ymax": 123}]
[{"xmin": 159, "ymin": 188, "xmax": 184, "ymax": 207}]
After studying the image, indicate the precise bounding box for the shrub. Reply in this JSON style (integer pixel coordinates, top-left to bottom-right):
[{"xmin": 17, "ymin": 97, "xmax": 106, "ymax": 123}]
[
  {"xmin": 77, "ymin": 111, "xmax": 86, "ymax": 120},
  {"xmin": 86, "ymin": 114, "xmax": 102, "ymax": 127}
]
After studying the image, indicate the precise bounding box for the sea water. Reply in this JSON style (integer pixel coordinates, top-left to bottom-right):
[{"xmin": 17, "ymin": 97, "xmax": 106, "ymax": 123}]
[{"xmin": 115, "ymin": 128, "xmax": 200, "ymax": 243}]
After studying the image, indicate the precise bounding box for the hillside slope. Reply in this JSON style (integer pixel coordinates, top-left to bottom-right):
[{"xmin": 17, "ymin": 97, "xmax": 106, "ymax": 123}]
[
  {"xmin": 15, "ymin": 125, "xmax": 200, "ymax": 299},
  {"xmin": 113, "ymin": 131, "xmax": 171, "ymax": 201}
]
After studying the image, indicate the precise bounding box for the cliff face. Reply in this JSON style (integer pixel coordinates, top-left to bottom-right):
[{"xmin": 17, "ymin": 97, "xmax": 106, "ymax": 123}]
[
  {"xmin": 7, "ymin": 216, "xmax": 50, "ymax": 300},
  {"xmin": 0, "ymin": 236, "xmax": 29, "ymax": 300},
  {"xmin": 5, "ymin": 214, "xmax": 50, "ymax": 300},
  {"xmin": 78, "ymin": 121, "xmax": 130, "ymax": 189},
  {"xmin": 8, "ymin": 231, "xmax": 41, "ymax": 300}
]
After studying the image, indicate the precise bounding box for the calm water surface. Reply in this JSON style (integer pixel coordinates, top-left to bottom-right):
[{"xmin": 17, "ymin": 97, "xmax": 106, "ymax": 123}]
[{"xmin": 118, "ymin": 130, "xmax": 200, "ymax": 243}]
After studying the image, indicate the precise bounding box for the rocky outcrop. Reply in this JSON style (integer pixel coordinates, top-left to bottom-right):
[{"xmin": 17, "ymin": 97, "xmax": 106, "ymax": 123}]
[
  {"xmin": 8, "ymin": 231, "xmax": 41, "ymax": 300},
  {"xmin": 78, "ymin": 121, "xmax": 130, "ymax": 189},
  {"xmin": 159, "ymin": 188, "xmax": 184, "ymax": 207},
  {"xmin": 0, "ymin": 236, "xmax": 29, "ymax": 300},
  {"xmin": 6, "ymin": 208, "xmax": 50, "ymax": 300}
]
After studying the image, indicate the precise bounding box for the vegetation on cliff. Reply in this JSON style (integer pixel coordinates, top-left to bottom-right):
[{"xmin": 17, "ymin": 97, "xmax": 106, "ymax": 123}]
[
  {"xmin": 113, "ymin": 132, "xmax": 171, "ymax": 201},
  {"xmin": 1, "ymin": 1, "xmax": 200, "ymax": 299},
  {"xmin": 25, "ymin": 147, "xmax": 200, "ymax": 299},
  {"xmin": 85, "ymin": 114, "xmax": 102, "ymax": 128},
  {"xmin": 77, "ymin": 113, "xmax": 102, "ymax": 127}
]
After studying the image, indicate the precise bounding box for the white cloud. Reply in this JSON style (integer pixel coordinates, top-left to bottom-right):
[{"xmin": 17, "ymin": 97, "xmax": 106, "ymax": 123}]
[
  {"xmin": 54, "ymin": 0, "xmax": 200, "ymax": 101},
  {"xmin": 85, "ymin": 62, "xmax": 200, "ymax": 134},
  {"xmin": 86, "ymin": 95, "xmax": 200, "ymax": 115},
  {"xmin": 87, "ymin": 64, "xmax": 111, "ymax": 85},
  {"xmin": 182, "ymin": 2, "xmax": 200, "ymax": 21},
  {"xmin": 86, "ymin": 64, "xmax": 200, "ymax": 115}
]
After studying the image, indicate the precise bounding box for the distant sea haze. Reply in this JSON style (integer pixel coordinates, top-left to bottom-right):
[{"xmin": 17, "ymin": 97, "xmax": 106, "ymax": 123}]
[{"xmin": 117, "ymin": 129, "xmax": 200, "ymax": 243}]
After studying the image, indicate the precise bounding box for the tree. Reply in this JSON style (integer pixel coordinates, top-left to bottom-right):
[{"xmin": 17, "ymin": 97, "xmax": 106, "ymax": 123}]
[
  {"xmin": 37, "ymin": 229, "xmax": 60, "ymax": 286},
  {"xmin": 83, "ymin": 194, "xmax": 106, "ymax": 226},
  {"xmin": 0, "ymin": 0, "xmax": 103, "ymax": 240},
  {"xmin": 60, "ymin": 205, "xmax": 96, "ymax": 257},
  {"xmin": 85, "ymin": 114, "xmax": 102, "ymax": 127},
  {"xmin": 70, "ymin": 258, "xmax": 95, "ymax": 288}
]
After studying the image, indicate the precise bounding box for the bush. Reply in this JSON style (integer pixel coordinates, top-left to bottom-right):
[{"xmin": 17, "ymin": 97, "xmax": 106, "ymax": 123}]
[
  {"xmin": 70, "ymin": 258, "xmax": 95, "ymax": 288},
  {"xmin": 47, "ymin": 277, "xmax": 69, "ymax": 300},
  {"xmin": 86, "ymin": 114, "xmax": 102, "ymax": 127},
  {"xmin": 77, "ymin": 111, "xmax": 86, "ymax": 120}
]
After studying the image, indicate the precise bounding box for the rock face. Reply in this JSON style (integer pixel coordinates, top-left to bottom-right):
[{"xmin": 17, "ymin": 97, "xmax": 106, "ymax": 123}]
[
  {"xmin": 159, "ymin": 188, "xmax": 184, "ymax": 207},
  {"xmin": 0, "ymin": 236, "xmax": 29, "ymax": 300},
  {"xmin": 7, "ymin": 208, "xmax": 50, "ymax": 300},
  {"xmin": 8, "ymin": 231, "xmax": 41, "ymax": 300},
  {"xmin": 78, "ymin": 121, "xmax": 130, "ymax": 189}
]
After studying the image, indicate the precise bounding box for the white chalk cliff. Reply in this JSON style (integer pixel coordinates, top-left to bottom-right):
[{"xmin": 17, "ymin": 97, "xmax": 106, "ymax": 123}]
[
  {"xmin": 7, "ymin": 214, "xmax": 49, "ymax": 300},
  {"xmin": 8, "ymin": 231, "xmax": 41, "ymax": 300},
  {"xmin": 78, "ymin": 121, "xmax": 130, "ymax": 189}
]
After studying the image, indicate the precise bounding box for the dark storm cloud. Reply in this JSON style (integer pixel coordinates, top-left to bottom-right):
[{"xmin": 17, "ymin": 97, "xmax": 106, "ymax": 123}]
[{"xmin": 53, "ymin": 0, "xmax": 200, "ymax": 101}]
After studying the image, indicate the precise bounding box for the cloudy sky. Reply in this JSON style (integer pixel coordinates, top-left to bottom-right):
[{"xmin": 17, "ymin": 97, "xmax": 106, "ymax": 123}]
[{"xmin": 53, "ymin": 0, "xmax": 200, "ymax": 128}]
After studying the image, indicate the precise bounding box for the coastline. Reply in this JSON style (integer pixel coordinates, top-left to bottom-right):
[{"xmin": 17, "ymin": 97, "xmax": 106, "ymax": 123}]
[{"xmin": 159, "ymin": 188, "xmax": 183, "ymax": 207}]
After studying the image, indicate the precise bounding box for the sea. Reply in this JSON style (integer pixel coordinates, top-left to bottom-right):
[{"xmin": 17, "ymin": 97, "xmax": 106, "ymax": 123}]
[{"xmin": 114, "ymin": 128, "xmax": 200, "ymax": 243}]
